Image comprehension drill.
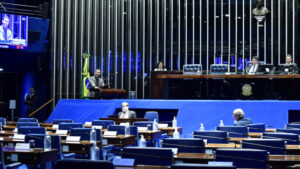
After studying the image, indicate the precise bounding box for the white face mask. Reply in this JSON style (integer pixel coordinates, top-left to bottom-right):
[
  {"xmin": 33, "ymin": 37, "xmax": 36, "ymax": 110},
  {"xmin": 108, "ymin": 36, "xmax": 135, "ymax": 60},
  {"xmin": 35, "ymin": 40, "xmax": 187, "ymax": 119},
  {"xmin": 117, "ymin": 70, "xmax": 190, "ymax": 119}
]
[{"xmin": 122, "ymin": 107, "xmax": 128, "ymax": 112}]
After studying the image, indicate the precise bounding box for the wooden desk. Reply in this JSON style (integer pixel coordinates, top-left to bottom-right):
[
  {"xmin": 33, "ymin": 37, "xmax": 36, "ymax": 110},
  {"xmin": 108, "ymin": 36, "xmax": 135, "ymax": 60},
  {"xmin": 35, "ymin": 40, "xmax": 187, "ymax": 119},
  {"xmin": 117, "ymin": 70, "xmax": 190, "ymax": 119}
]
[
  {"xmin": 174, "ymin": 153, "xmax": 214, "ymax": 163},
  {"xmin": 61, "ymin": 140, "xmax": 102, "ymax": 154},
  {"xmin": 0, "ymin": 137, "xmax": 24, "ymax": 147},
  {"xmin": 248, "ymin": 132, "xmax": 262, "ymax": 138},
  {"xmin": 205, "ymin": 143, "xmax": 236, "ymax": 149},
  {"xmin": 139, "ymin": 131, "xmax": 162, "ymax": 141},
  {"xmin": 4, "ymin": 148, "xmax": 58, "ymax": 164},
  {"xmin": 0, "ymin": 131, "xmax": 15, "ymax": 137},
  {"xmin": 102, "ymin": 135, "xmax": 136, "ymax": 147},
  {"xmin": 269, "ymin": 155, "xmax": 300, "ymax": 169},
  {"xmin": 159, "ymin": 127, "xmax": 182, "ymax": 136},
  {"xmin": 2, "ymin": 125, "xmax": 16, "ymax": 131},
  {"xmin": 99, "ymin": 118, "xmax": 148, "ymax": 125},
  {"xmin": 228, "ymin": 137, "xmax": 249, "ymax": 143},
  {"xmin": 266, "ymin": 128, "xmax": 276, "ymax": 132}
]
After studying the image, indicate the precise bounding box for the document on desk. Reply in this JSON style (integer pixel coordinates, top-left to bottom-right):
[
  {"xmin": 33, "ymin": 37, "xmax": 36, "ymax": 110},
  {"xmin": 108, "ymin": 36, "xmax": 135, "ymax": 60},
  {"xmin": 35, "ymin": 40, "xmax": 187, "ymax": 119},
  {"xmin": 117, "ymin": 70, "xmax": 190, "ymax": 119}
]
[{"xmin": 66, "ymin": 136, "xmax": 81, "ymax": 143}]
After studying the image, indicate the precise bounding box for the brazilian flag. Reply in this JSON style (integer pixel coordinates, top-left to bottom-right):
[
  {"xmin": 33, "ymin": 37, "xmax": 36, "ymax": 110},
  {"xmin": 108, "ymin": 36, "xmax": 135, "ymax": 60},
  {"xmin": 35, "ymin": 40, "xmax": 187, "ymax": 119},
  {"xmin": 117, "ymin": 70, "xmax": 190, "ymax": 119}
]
[{"xmin": 81, "ymin": 52, "xmax": 90, "ymax": 98}]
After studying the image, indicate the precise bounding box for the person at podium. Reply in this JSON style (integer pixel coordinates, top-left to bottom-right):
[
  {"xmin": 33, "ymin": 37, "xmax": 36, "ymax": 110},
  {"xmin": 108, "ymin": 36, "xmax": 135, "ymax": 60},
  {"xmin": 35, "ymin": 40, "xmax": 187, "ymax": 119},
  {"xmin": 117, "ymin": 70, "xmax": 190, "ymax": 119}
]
[
  {"xmin": 118, "ymin": 102, "xmax": 137, "ymax": 119},
  {"xmin": 154, "ymin": 61, "xmax": 167, "ymax": 71},
  {"xmin": 88, "ymin": 69, "xmax": 105, "ymax": 98},
  {"xmin": 233, "ymin": 108, "xmax": 253, "ymax": 126},
  {"xmin": 246, "ymin": 56, "xmax": 263, "ymax": 74},
  {"xmin": 281, "ymin": 54, "xmax": 298, "ymax": 74}
]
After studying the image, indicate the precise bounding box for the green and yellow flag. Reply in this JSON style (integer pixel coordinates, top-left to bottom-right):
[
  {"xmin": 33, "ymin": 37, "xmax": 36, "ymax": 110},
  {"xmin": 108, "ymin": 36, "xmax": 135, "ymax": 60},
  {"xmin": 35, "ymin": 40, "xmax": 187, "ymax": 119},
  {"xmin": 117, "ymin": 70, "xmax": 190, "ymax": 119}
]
[{"xmin": 81, "ymin": 52, "xmax": 90, "ymax": 98}]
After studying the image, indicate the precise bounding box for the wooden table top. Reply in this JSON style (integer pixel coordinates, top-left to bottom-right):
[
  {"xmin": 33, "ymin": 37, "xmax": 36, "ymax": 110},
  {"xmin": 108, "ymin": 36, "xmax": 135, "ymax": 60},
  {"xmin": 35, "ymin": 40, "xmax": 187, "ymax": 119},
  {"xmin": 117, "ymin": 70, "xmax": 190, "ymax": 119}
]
[{"xmin": 157, "ymin": 74, "xmax": 300, "ymax": 79}]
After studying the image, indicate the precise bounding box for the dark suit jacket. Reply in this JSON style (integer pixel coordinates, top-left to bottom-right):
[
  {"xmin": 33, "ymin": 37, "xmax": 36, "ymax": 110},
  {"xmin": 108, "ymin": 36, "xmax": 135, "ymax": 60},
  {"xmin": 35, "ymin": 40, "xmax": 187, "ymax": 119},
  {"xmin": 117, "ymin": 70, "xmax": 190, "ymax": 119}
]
[
  {"xmin": 246, "ymin": 64, "xmax": 263, "ymax": 73},
  {"xmin": 24, "ymin": 94, "xmax": 38, "ymax": 114},
  {"xmin": 118, "ymin": 110, "xmax": 137, "ymax": 119},
  {"xmin": 88, "ymin": 76, "xmax": 105, "ymax": 98}
]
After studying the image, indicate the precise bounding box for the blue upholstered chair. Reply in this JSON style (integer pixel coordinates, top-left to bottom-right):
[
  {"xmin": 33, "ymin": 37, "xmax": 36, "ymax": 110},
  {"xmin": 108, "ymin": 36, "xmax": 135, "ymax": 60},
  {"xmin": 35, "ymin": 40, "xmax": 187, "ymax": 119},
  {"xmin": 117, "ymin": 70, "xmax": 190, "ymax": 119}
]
[
  {"xmin": 18, "ymin": 126, "xmax": 46, "ymax": 134},
  {"xmin": 18, "ymin": 118, "xmax": 38, "ymax": 123},
  {"xmin": 162, "ymin": 138, "xmax": 205, "ymax": 153},
  {"xmin": 121, "ymin": 147, "xmax": 173, "ymax": 166},
  {"xmin": 58, "ymin": 123, "xmax": 83, "ymax": 131},
  {"xmin": 171, "ymin": 163, "xmax": 236, "ymax": 169},
  {"xmin": 286, "ymin": 123, "xmax": 300, "ymax": 129},
  {"xmin": 242, "ymin": 139, "xmax": 285, "ymax": 155},
  {"xmin": 277, "ymin": 128, "xmax": 300, "ymax": 135},
  {"xmin": 183, "ymin": 64, "xmax": 202, "ymax": 75},
  {"xmin": 263, "ymin": 132, "xmax": 299, "ymax": 145},
  {"xmin": 247, "ymin": 123, "xmax": 265, "ymax": 133},
  {"xmin": 70, "ymin": 128, "xmax": 102, "ymax": 141},
  {"xmin": 216, "ymin": 126, "xmax": 248, "ymax": 138},
  {"xmin": 0, "ymin": 143, "xmax": 23, "ymax": 169},
  {"xmin": 144, "ymin": 111, "xmax": 159, "ymax": 122},
  {"xmin": 193, "ymin": 130, "xmax": 228, "ymax": 143},
  {"xmin": 210, "ymin": 64, "xmax": 229, "ymax": 74},
  {"xmin": 17, "ymin": 122, "xmax": 39, "ymax": 128},
  {"xmin": 0, "ymin": 117, "xmax": 6, "ymax": 126},
  {"xmin": 52, "ymin": 119, "xmax": 74, "ymax": 124},
  {"xmin": 55, "ymin": 159, "xmax": 114, "ymax": 169},
  {"xmin": 133, "ymin": 121, "xmax": 154, "ymax": 130},
  {"xmin": 108, "ymin": 125, "xmax": 138, "ymax": 137},
  {"xmin": 92, "ymin": 120, "xmax": 114, "ymax": 129},
  {"xmin": 215, "ymin": 148, "xmax": 268, "ymax": 169}
]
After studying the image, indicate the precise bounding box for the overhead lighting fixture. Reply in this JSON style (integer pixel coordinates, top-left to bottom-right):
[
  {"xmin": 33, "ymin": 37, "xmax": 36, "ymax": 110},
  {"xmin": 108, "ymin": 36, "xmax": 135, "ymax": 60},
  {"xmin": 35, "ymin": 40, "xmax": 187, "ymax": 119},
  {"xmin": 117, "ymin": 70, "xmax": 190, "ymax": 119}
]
[{"xmin": 0, "ymin": 68, "xmax": 3, "ymax": 71}]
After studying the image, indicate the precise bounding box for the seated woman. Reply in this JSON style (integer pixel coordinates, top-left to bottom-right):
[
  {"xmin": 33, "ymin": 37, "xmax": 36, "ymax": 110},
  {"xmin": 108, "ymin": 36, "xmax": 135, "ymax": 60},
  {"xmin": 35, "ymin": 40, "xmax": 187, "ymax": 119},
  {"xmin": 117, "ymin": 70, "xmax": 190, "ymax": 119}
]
[{"xmin": 154, "ymin": 61, "xmax": 167, "ymax": 71}]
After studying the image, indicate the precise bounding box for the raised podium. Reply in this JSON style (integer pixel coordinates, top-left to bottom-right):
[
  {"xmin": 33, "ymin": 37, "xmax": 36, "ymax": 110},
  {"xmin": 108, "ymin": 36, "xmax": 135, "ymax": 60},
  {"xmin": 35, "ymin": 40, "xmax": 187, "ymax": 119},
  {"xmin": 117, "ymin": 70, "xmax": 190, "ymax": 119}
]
[
  {"xmin": 99, "ymin": 118, "xmax": 148, "ymax": 125},
  {"xmin": 89, "ymin": 88, "xmax": 127, "ymax": 99}
]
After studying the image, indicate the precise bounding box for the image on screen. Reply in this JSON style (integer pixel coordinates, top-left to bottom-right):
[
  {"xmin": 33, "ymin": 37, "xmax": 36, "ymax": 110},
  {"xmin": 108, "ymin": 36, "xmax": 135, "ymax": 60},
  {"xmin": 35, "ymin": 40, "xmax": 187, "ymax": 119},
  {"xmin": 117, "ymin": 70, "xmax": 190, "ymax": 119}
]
[{"xmin": 0, "ymin": 13, "xmax": 28, "ymax": 50}]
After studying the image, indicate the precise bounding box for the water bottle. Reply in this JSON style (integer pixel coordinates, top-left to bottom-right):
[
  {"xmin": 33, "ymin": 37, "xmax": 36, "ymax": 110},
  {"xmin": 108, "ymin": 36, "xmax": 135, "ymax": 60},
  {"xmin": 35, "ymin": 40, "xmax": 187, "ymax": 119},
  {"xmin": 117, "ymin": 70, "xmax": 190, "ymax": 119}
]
[
  {"xmin": 90, "ymin": 142, "xmax": 100, "ymax": 160},
  {"xmin": 125, "ymin": 122, "xmax": 130, "ymax": 136},
  {"xmin": 90, "ymin": 128, "xmax": 97, "ymax": 143},
  {"xmin": 139, "ymin": 135, "xmax": 147, "ymax": 147},
  {"xmin": 172, "ymin": 116, "xmax": 177, "ymax": 128},
  {"xmin": 173, "ymin": 127, "xmax": 180, "ymax": 139},
  {"xmin": 219, "ymin": 120, "xmax": 224, "ymax": 127},
  {"xmin": 153, "ymin": 119, "xmax": 158, "ymax": 131},
  {"xmin": 44, "ymin": 134, "xmax": 51, "ymax": 151},
  {"xmin": 199, "ymin": 123, "xmax": 205, "ymax": 131}
]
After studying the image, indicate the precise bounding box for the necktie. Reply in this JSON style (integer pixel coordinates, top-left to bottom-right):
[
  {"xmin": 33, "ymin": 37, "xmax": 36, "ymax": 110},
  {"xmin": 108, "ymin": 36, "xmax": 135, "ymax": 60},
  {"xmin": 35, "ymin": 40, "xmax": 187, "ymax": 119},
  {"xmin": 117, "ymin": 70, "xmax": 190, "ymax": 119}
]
[{"xmin": 95, "ymin": 78, "xmax": 99, "ymax": 87}]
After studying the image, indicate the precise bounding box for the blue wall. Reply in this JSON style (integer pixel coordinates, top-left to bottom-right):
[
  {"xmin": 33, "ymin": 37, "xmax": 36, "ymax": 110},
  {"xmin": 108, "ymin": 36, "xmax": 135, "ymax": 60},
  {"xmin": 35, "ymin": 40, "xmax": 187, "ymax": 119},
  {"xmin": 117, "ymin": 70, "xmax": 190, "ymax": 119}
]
[{"xmin": 47, "ymin": 99, "xmax": 300, "ymax": 137}]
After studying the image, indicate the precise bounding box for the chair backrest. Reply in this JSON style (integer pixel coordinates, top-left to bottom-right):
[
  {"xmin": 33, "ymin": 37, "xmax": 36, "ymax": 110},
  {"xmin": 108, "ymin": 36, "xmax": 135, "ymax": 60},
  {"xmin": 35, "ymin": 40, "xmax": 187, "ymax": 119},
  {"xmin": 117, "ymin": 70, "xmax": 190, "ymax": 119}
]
[
  {"xmin": 242, "ymin": 139, "xmax": 285, "ymax": 155},
  {"xmin": 18, "ymin": 126, "xmax": 46, "ymax": 134},
  {"xmin": 55, "ymin": 159, "xmax": 114, "ymax": 169},
  {"xmin": 263, "ymin": 132, "xmax": 299, "ymax": 145},
  {"xmin": 247, "ymin": 123, "xmax": 265, "ymax": 133},
  {"xmin": 17, "ymin": 122, "xmax": 39, "ymax": 128},
  {"xmin": 52, "ymin": 119, "xmax": 74, "ymax": 124},
  {"xmin": 286, "ymin": 123, "xmax": 300, "ymax": 129},
  {"xmin": 91, "ymin": 120, "xmax": 114, "ymax": 129},
  {"xmin": 216, "ymin": 126, "xmax": 248, "ymax": 138},
  {"xmin": 183, "ymin": 64, "xmax": 202, "ymax": 75},
  {"xmin": 277, "ymin": 128, "xmax": 300, "ymax": 135},
  {"xmin": 70, "ymin": 128, "xmax": 102, "ymax": 141},
  {"xmin": 193, "ymin": 130, "xmax": 228, "ymax": 143},
  {"xmin": 18, "ymin": 118, "xmax": 38, "ymax": 123},
  {"xmin": 215, "ymin": 148, "xmax": 268, "ymax": 169},
  {"xmin": 58, "ymin": 123, "xmax": 83, "ymax": 131},
  {"xmin": 133, "ymin": 121, "xmax": 153, "ymax": 130},
  {"xmin": 144, "ymin": 111, "xmax": 159, "ymax": 122},
  {"xmin": 210, "ymin": 64, "xmax": 229, "ymax": 74},
  {"xmin": 162, "ymin": 138, "xmax": 205, "ymax": 153},
  {"xmin": 122, "ymin": 147, "xmax": 173, "ymax": 166},
  {"xmin": 0, "ymin": 118, "xmax": 6, "ymax": 126},
  {"xmin": 171, "ymin": 163, "xmax": 236, "ymax": 169},
  {"xmin": 0, "ymin": 143, "xmax": 5, "ymax": 169},
  {"xmin": 108, "ymin": 125, "xmax": 125, "ymax": 135}
]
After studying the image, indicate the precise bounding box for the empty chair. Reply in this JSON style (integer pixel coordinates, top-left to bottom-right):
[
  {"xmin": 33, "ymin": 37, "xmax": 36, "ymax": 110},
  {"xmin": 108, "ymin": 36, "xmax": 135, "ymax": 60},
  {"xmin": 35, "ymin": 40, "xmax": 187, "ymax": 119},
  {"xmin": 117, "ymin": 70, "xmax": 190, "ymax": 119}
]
[
  {"xmin": 18, "ymin": 126, "xmax": 46, "ymax": 134},
  {"xmin": 215, "ymin": 148, "xmax": 268, "ymax": 169},
  {"xmin": 171, "ymin": 163, "xmax": 236, "ymax": 169},
  {"xmin": 263, "ymin": 132, "xmax": 299, "ymax": 145},
  {"xmin": 17, "ymin": 122, "xmax": 39, "ymax": 128},
  {"xmin": 210, "ymin": 64, "xmax": 229, "ymax": 74},
  {"xmin": 70, "ymin": 128, "xmax": 102, "ymax": 141},
  {"xmin": 162, "ymin": 138, "xmax": 205, "ymax": 153},
  {"xmin": 52, "ymin": 119, "xmax": 74, "ymax": 124},
  {"xmin": 193, "ymin": 130, "xmax": 228, "ymax": 144},
  {"xmin": 91, "ymin": 120, "xmax": 114, "ymax": 129},
  {"xmin": 216, "ymin": 126, "xmax": 248, "ymax": 138},
  {"xmin": 58, "ymin": 123, "xmax": 83, "ymax": 131},
  {"xmin": 133, "ymin": 121, "xmax": 153, "ymax": 130},
  {"xmin": 286, "ymin": 123, "xmax": 300, "ymax": 129},
  {"xmin": 242, "ymin": 139, "xmax": 285, "ymax": 155},
  {"xmin": 0, "ymin": 117, "xmax": 6, "ymax": 126},
  {"xmin": 18, "ymin": 118, "xmax": 38, "ymax": 123},
  {"xmin": 277, "ymin": 128, "xmax": 300, "ymax": 135},
  {"xmin": 55, "ymin": 159, "xmax": 114, "ymax": 169},
  {"xmin": 248, "ymin": 123, "xmax": 265, "ymax": 133},
  {"xmin": 122, "ymin": 147, "xmax": 173, "ymax": 166},
  {"xmin": 144, "ymin": 111, "xmax": 159, "ymax": 122},
  {"xmin": 108, "ymin": 125, "xmax": 137, "ymax": 136}
]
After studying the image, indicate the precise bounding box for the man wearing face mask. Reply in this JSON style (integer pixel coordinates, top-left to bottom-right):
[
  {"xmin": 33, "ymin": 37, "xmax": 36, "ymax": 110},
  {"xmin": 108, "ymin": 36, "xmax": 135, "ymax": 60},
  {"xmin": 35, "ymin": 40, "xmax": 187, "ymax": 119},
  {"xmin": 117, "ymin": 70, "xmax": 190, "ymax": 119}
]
[{"xmin": 118, "ymin": 102, "xmax": 137, "ymax": 119}]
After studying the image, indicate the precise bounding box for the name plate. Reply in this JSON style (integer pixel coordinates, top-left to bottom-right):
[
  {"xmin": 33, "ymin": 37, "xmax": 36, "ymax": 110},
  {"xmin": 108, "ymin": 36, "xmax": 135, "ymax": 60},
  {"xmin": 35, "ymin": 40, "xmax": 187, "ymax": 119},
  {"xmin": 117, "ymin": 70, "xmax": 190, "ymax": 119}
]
[
  {"xmin": 66, "ymin": 136, "xmax": 81, "ymax": 143},
  {"xmin": 208, "ymin": 161, "xmax": 233, "ymax": 166},
  {"xmin": 84, "ymin": 122, "xmax": 92, "ymax": 127},
  {"xmin": 52, "ymin": 124, "xmax": 59, "ymax": 130},
  {"xmin": 13, "ymin": 134, "xmax": 25, "ymax": 141},
  {"xmin": 171, "ymin": 148, "xmax": 178, "ymax": 155},
  {"xmin": 15, "ymin": 143, "xmax": 30, "ymax": 151},
  {"xmin": 158, "ymin": 124, "xmax": 168, "ymax": 128},
  {"xmin": 56, "ymin": 130, "xmax": 68, "ymax": 135},
  {"xmin": 113, "ymin": 158, "xmax": 135, "ymax": 167},
  {"xmin": 120, "ymin": 123, "xmax": 128, "ymax": 126},
  {"xmin": 92, "ymin": 126, "xmax": 102, "ymax": 129},
  {"xmin": 104, "ymin": 131, "xmax": 117, "ymax": 137},
  {"xmin": 13, "ymin": 128, "xmax": 18, "ymax": 133},
  {"xmin": 137, "ymin": 127, "xmax": 148, "ymax": 131},
  {"xmin": 0, "ymin": 137, "xmax": 3, "ymax": 141}
]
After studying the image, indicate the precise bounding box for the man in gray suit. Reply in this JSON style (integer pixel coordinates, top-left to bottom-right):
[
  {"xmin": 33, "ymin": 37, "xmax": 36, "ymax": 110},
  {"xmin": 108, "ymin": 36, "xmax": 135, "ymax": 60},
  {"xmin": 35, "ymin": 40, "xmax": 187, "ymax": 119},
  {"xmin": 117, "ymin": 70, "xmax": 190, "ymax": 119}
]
[
  {"xmin": 88, "ymin": 69, "xmax": 105, "ymax": 98},
  {"xmin": 118, "ymin": 102, "xmax": 137, "ymax": 119},
  {"xmin": 247, "ymin": 56, "xmax": 263, "ymax": 74}
]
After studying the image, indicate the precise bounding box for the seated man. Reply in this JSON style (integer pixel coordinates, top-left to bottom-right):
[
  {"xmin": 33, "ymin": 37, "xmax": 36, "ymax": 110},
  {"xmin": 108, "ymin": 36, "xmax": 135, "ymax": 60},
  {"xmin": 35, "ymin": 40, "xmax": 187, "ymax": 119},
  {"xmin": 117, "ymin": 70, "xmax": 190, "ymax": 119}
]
[
  {"xmin": 118, "ymin": 102, "xmax": 137, "ymax": 119},
  {"xmin": 282, "ymin": 54, "xmax": 298, "ymax": 74},
  {"xmin": 233, "ymin": 108, "xmax": 253, "ymax": 126},
  {"xmin": 246, "ymin": 56, "xmax": 263, "ymax": 74}
]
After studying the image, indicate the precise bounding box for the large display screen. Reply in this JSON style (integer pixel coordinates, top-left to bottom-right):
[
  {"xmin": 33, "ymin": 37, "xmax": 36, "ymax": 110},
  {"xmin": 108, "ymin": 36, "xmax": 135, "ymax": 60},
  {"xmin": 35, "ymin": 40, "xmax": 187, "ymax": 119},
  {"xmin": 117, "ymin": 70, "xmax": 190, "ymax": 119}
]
[{"xmin": 0, "ymin": 13, "xmax": 28, "ymax": 49}]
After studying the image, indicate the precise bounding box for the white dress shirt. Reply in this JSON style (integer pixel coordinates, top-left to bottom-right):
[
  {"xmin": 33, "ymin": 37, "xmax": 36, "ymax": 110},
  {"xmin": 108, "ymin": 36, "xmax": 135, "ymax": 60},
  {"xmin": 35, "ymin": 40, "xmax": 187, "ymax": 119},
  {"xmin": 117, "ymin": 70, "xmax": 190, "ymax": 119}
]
[
  {"xmin": 249, "ymin": 64, "xmax": 257, "ymax": 73},
  {"xmin": 120, "ymin": 111, "xmax": 129, "ymax": 119}
]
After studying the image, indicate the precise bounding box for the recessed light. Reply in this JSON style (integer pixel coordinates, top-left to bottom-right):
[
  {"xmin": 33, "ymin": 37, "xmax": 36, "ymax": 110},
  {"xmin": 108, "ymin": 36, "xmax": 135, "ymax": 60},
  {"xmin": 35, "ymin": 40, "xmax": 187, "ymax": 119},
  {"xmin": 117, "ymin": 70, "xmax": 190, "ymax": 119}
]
[{"xmin": 0, "ymin": 68, "xmax": 3, "ymax": 71}]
